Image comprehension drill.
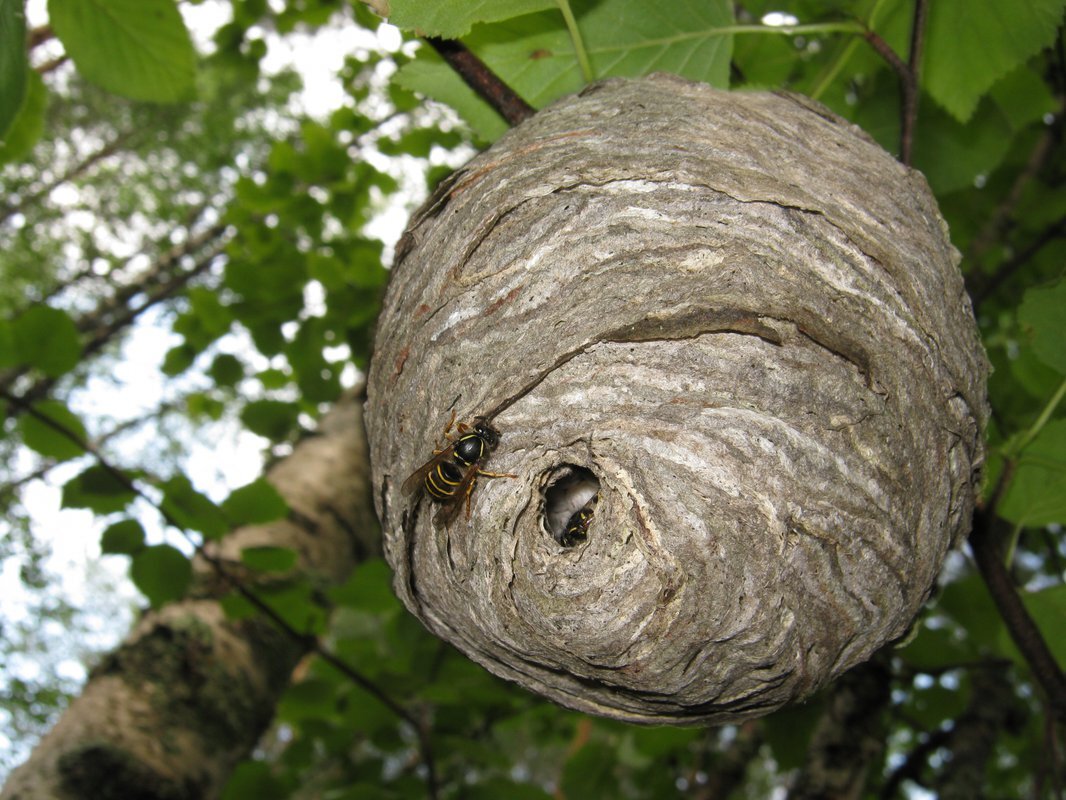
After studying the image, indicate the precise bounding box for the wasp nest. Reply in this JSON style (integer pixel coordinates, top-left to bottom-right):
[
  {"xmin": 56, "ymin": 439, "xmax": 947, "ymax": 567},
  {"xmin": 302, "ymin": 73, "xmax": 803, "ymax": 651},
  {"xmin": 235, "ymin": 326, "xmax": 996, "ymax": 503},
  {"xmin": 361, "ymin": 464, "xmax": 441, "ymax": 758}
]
[{"xmin": 364, "ymin": 74, "xmax": 987, "ymax": 724}]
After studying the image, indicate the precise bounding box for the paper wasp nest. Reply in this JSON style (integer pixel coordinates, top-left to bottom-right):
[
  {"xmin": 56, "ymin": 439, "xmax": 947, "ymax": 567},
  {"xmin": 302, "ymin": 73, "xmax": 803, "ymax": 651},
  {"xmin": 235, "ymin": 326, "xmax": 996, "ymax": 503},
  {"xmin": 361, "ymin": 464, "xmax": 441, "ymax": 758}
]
[{"xmin": 364, "ymin": 74, "xmax": 987, "ymax": 724}]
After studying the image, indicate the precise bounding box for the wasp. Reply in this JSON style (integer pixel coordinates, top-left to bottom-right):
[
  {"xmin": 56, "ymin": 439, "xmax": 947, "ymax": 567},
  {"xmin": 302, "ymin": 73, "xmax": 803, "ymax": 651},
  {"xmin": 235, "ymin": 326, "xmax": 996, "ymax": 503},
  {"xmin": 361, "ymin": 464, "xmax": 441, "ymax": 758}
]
[
  {"xmin": 560, "ymin": 493, "xmax": 598, "ymax": 547},
  {"xmin": 401, "ymin": 413, "xmax": 515, "ymax": 526}
]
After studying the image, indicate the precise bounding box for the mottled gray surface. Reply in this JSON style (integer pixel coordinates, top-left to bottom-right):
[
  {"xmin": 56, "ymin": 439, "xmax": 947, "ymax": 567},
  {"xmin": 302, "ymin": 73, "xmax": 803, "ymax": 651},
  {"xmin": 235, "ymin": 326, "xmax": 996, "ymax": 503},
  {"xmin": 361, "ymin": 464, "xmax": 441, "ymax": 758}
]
[{"xmin": 364, "ymin": 74, "xmax": 988, "ymax": 724}]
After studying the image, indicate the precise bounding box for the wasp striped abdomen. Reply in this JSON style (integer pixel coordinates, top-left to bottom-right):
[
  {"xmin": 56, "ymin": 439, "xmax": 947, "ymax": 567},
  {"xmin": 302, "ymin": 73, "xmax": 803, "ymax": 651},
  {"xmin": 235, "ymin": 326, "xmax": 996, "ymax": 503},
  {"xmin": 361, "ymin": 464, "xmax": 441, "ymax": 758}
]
[
  {"xmin": 402, "ymin": 416, "xmax": 515, "ymax": 525},
  {"xmin": 425, "ymin": 458, "xmax": 464, "ymax": 500},
  {"xmin": 560, "ymin": 493, "xmax": 598, "ymax": 547}
]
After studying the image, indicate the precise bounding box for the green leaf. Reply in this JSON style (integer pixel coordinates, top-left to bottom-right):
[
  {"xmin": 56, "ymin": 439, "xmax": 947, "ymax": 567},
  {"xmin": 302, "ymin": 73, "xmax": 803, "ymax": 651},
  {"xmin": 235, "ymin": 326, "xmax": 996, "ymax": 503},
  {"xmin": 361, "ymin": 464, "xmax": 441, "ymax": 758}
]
[
  {"xmin": 47, "ymin": 0, "xmax": 197, "ymax": 103},
  {"xmin": 909, "ymin": 96, "xmax": 1014, "ymax": 195},
  {"xmin": 222, "ymin": 478, "xmax": 289, "ymax": 525},
  {"xmin": 483, "ymin": 0, "xmax": 735, "ymax": 103},
  {"xmin": 13, "ymin": 305, "xmax": 81, "ymax": 377},
  {"xmin": 0, "ymin": 69, "xmax": 47, "ymax": 164},
  {"xmin": 897, "ymin": 621, "xmax": 978, "ymax": 671},
  {"xmin": 260, "ymin": 581, "xmax": 328, "ymax": 635},
  {"xmin": 463, "ymin": 779, "xmax": 553, "ymax": 800},
  {"xmin": 186, "ymin": 391, "xmax": 225, "ymax": 421},
  {"xmin": 1018, "ymin": 279, "xmax": 1066, "ymax": 375},
  {"xmin": 629, "ymin": 726, "xmax": 700, "ymax": 757},
  {"xmin": 560, "ymin": 741, "xmax": 619, "ymax": 798},
  {"xmin": 998, "ymin": 419, "xmax": 1066, "ymax": 528},
  {"xmin": 937, "ymin": 575, "xmax": 1005, "ymax": 651},
  {"xmin": 130, "ymin": 544, "xmax": 192, "ymax": 608},
  {"xmin": 62, "ymin": 465, "xmax": 137, "ymax": 514},
  {"xmin": 1021, "ymin": 585, "xmax": 1066, "ymax": 667},
  {"xmin": 174, "ymin": 287, "xmax": 233, "ymax": 349},
  {"xmin": 161, "ymin": 475, "xmax": 229, "ymax": 540},
  {"xmin": 1009, "ymin": 344, "xmax": 1062, "ymax": 402},
  {"xmin": 257, "ymin": 368, "xmax": 290, "ymax": 391},
  {"xmin": 219, "ymin": 591, "xmax": 256, "ymax": 621},
  {"xmin": 18, "ymin": 400, "xmax": 88, "ymax": 461},
  {"xmin": 396, "ymin": 0, "xmax": 734, "ymax": 141},
  {"xmin": 101, "ymin": 519, "xmax": 146, "ymax": 555},
  {"xmin": 208, "ymin": 353, "xmax": 244, "ymax": 387},
  {"xmin": 388, "ymin": 0, "xmax": 556, "ymax": 38},
  {"xmin": 920, "ymin": 0, "xmax": 1066, "ymax": 122},
  {"xmin": 241, "ymin": 546, "xmax": 298, "ymax": 572},
  {"xmin": 277, "ymin": 676, "xmax": 338, "ymax": 724},
  {"xmin": 241, "ymin": 399, "xmax": 300, "ymax": 441},
  {"xmin": 0, "ymin": 319, "xmax": 14, "ymax": 368},
  {"xmin": 327, "ymin": 559, "xmax": 400, "ymax": 613},
  {"xmin": 0, "ymin": 0, "xmax": 26, "ymax": 138},
  {"xmin": 904, "ymin": 681, "xmax": 968, "ymax": 732},
  {"xmin": 990, "ymin": 67, "xmax": 1058, "ymax": 133},
  {"xmin": 162, "ymin": 343, "xmax": 198, "ymax": 376},
  {"xmin": 762, "ymin": 700, "xmax": 822, "ymax": 770},
  {"xmin": 221, "ymin": 761, "xmax": 287, "ymax": 800}
]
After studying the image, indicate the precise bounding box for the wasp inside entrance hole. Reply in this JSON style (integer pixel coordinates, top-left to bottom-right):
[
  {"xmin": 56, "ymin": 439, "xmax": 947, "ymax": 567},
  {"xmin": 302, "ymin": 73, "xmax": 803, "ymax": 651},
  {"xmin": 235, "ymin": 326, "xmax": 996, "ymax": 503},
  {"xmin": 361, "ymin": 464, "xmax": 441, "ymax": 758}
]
[{"xmin": 542, "ymin": 465, "xmax": 600, "ymax": 547}]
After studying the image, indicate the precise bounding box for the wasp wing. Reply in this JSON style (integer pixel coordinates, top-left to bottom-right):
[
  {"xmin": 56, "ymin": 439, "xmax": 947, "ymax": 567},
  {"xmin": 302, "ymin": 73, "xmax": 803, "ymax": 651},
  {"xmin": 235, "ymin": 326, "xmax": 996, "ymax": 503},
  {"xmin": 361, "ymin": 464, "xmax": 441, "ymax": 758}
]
[
  {"xmin": 433, "ymin": 467, "xmax": 480, "ymax": 526},
  {"xmin": 401, "ymin": 444, "xmax": 456, "ymax": 497}
]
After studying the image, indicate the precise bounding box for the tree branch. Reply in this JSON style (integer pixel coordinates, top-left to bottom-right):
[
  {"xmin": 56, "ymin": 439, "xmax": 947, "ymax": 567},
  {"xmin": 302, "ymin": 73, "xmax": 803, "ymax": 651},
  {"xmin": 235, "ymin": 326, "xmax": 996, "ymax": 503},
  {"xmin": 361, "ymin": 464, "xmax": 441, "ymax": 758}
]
[
  {"xmin": 424, "ymin": 37, "xmax": 534, "ymax": 126},
  {"xmin": 969, "ymin": 509, "xmax": 1066, "ymax": 723},
  {"xmin": 968, "ymin": 214, "xmax": 1066, "ymax": 312},
  {"xmin": 879, "ymin": 725, "xmax": 952, "ymax": 800},
  {"xmin": 0, "ymin": 128, "xmax": 140, "ymax": 226},
  {"xmin": 0, "ymin": 226, "xmax": 228, "ymax": 410},
  {"xmin": 28, "ymin": 24, "xmax": 55, "ymax": 50},
  {"xmin": 0, "ymin": 399, "xmax": 181, "ymax": 502},
  {"xmin": 903, "ymin": 0, "xmax": 929, "ymax": 165},
  {"xmin": 964, "ymin": 102, "xmax": 1061, "ymax": 267},
  {"xmin": 862, "ymin": 0, "xmax": 928, "ymax": 167},
  {"xmin": 930, "ymin": 662, "xmax": 1021, "ymax": 800}
]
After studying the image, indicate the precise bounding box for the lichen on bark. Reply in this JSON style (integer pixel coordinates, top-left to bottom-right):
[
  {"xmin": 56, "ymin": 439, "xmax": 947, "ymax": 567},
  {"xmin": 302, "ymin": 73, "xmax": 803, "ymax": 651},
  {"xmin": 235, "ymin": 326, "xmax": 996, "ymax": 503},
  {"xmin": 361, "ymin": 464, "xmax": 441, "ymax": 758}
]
[{"xmin": 365, "ymin": 74, "xmax": 988, "ymax": 724}]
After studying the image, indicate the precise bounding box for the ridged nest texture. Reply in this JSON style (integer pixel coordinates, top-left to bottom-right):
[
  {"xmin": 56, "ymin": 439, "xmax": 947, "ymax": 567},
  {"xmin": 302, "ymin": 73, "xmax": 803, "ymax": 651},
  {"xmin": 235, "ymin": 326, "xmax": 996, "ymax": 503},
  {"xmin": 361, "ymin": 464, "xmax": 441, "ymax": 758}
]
[{"xmin": 364, "ymin": 74, "xmax": 988, "ymax": 724}]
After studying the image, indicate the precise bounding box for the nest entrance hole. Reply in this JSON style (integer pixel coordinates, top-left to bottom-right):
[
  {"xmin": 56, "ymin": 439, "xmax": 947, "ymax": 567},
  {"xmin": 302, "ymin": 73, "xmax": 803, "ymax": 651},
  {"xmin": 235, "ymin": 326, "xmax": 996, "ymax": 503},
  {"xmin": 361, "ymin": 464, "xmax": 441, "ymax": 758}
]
[{"xmin": 542, "ymin": 465, "xmax": 600, "ymax": 546}]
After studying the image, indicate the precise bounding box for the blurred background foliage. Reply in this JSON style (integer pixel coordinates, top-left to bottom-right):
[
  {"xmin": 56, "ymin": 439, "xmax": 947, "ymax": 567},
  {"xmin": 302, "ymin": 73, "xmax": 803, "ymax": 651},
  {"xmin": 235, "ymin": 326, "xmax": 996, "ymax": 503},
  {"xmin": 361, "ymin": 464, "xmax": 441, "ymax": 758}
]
[{"xmin": 1, "ymin": 0, "xmax": 1064, "ymax": 797}]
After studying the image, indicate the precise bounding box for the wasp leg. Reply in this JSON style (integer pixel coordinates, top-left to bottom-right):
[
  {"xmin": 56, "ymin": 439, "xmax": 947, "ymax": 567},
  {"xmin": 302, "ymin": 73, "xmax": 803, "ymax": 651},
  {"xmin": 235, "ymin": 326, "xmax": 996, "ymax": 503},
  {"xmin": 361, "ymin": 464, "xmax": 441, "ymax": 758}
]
[
  {"xmin": 430, "ymin": 410, "xmax": 461, "ymax": 456},
  {"xmin": 476, "ymin": 469, "xmax": 518, "ymax": 480},
  {"xmin": 463, "ymin": 476, "xmax": 479, "ymax": 519},
  {"xmin": 442, "ymin": 409, "xmax": 458, "ymax": 436}
]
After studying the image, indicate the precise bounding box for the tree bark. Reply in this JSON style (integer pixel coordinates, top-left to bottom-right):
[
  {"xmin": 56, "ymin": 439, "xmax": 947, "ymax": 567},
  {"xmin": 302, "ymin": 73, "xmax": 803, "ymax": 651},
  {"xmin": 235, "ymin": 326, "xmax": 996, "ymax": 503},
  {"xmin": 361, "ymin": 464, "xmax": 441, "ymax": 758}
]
[
  {"xmin": 788, "ymin": 656, "xmax": 891, "ymax": 800},
  {"xmin": 932, "ymin": 663, "xmax": 1020, "ymax": 800},
  {"xmin": 365, "ymin": 74, "xmax": 988, "ymax": 725},
  {"xmin": 1, "ymin": 392, "xmax": 378, "ymax": 800}
]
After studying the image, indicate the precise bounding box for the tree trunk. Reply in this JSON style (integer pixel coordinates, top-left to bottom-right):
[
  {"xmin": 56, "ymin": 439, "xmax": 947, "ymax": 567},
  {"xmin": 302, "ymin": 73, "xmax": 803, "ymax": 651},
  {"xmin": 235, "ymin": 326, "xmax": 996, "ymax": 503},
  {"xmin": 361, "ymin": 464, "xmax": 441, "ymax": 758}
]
[{"xmin": 1, "ymin": 391, "xmax": 378, "ymax": 800}]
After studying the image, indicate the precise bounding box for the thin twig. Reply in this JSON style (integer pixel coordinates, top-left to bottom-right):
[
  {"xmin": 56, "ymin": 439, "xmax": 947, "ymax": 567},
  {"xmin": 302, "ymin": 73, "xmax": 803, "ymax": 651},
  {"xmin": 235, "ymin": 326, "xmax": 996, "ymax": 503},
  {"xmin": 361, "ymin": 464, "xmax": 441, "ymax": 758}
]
[
  {"xmin": 424, "ymin": 37, "xmax": 534, "ymax": 126},
  {"xmin": 902, "ymin": 0, "xmax": 929, "ymax": 165},
  {"xmin": 965, "ymin": 98, "xmax": 1062, "ymax": 268},
  {"xmin": 0, "ymin": 128, "xmax": 140, "ymax": 226},
  {"xmin": 862, "ymin": 0, "xmax": 928, "ymax": 167},
  {"xmin": 879, "ymin": 726, "xmax": 952, "ymax": 800},
  {"xmin": 0, "ymin": 399, "xmax": 180, "ymax": 501},
  {"xmin": 28, "ymin": 25, "xmax": 54, "ymax": 50},
  {"xmin": 862, "ymin": 29, "xmax": 918, "ymax": 164},
  {"xmin": 969, "ymin": 215, "xmax": 1066, "ymax": 312}
]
